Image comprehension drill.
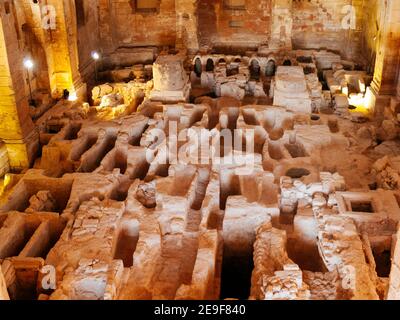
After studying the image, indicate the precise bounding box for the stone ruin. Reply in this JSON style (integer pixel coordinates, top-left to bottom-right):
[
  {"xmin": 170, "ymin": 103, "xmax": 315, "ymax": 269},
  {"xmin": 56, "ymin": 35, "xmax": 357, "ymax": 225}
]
[
  {"xmin": 1, "ymin": 0, "xmax": 400, "ymax": 302},
  {"xmin": 1, "ymin": 47, "xmax": 400, "ymax": 301},
  {"xmin": 0, "ymin": 8, "xmax": 400, "ymax": 300}
]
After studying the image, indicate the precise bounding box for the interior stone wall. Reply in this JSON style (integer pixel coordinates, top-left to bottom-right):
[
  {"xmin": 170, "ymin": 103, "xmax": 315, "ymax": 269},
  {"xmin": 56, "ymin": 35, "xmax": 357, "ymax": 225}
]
[
  {"xmin": 89, "ymin": 0, "xmax": 374, "ymax": 59},
  {"xmin": 359, "ymin": 0, "xmax": 380, "ymax": 74},
  {"xmin": 368, "ymin": 0, "xmax": 400, "ymax": 96},
  {"xmin": 76, "ymin": 0, "xmax": 100, "ymax": 82},
  {"xmin": 99, "ymin": 0, "xmax": 177, "ymax": 52},
  {"xmin": 0, "ymin": 2, "xmax": 38, "ymax": 170},
  {"xmin": 292, "ymin": 0, "xmax": 365, "ymax": 60},
  {"xmin": 197, "ymin": 0, "xmax": 272, "ymax": 49}
]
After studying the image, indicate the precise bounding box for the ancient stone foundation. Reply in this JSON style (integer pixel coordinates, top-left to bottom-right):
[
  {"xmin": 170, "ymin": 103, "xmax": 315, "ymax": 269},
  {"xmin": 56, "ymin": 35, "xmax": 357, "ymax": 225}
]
[{"xmin": 1, "ymin": 0, "xmax": 400, "ymax": 302}]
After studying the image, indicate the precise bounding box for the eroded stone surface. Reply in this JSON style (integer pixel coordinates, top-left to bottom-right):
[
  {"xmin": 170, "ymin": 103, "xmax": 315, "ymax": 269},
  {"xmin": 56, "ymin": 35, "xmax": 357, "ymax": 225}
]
[{"xmin": 0, "ymin": 1, "xmax": 400, "ymax": 301}]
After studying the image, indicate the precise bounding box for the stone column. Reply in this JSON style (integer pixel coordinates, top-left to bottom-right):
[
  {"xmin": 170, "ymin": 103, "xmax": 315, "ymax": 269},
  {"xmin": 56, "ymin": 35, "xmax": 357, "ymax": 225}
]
[
  {"xmin": 175, "ymin": 0, "xmax": 199, "ymax": 53},
  {"xmin": 39, "ymin": 0, "xmax": 86, "ymax": 99},
  {"xmin": 0, "ymin": 4, "xmax": 39, "ymax": 170},
  {"xmin": 371, "ymin": 0, "xmax": 400, "ymax": 96},
  {"xmin": 16, "ymin": 0, "xmax": 86, "ymax": 99}
]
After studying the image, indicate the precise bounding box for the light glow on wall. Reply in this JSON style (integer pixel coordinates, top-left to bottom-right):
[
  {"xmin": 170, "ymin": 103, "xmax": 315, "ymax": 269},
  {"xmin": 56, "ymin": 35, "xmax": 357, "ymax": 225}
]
[
  {"xmin": 91, "ymin": 51, "xmax": 100, "ymax": 60},
  {"xmin": 23, "ymin": 58, "xmax": 34, "ymax": 70},
  {"xmin": 68, "ymin": 92, "xmax": 78, "ymax": 101},
  {"xmin": 348, "ymin": 92, "xmax": 372, "ymax": 114}
]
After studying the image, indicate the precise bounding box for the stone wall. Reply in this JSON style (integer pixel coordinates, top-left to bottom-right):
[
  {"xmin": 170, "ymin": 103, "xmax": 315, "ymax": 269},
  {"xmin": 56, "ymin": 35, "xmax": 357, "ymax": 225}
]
[
  {"xmin": 88, "ymin": 0, "xmax": 383, "ymax": 60},
  {"xmin": 99, "ymin": 0, "xmax": 177, "ymax": 51},
  {"xmin": 76, "ymin": 0, "xmax": 101, "ymax": 82},
  {"xmin": 292, "ymin": 0, "xmax": 365, "ymax": 60},
  {"xmin": 11, "ymin": 0, "xmax": 86, "ymax": 99},
  {"xmin": 370, "ymin": 0, "xmax": 400, "ymax": 96},
  {"xmin": 0, "ymin": 2, "xmax": 39, "ymax": 170},
  {"xmin": 359, "ymin": 0, "xmax": 380, "ymax": 74},
  {"xmin": 197, "ymin": 0, "xmax": 272, "ymax": 49}
]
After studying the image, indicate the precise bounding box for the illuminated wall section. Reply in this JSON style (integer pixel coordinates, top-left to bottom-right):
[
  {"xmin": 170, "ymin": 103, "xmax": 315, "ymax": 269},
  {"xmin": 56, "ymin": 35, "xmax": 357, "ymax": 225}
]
[
  {"xmin": 43, "ymin": 0, "xmax": 85, "ymax": 99},
  {"xmin": 19, "ymin": 0, "xmax": 85, "ymax": 99},
  {"xmin": 0, "ymin": 5, "xmax": 38, "ymax": 171},
  {"xmin": 371, "ymin": 0, "xmax": 400, "ymax": 96}
]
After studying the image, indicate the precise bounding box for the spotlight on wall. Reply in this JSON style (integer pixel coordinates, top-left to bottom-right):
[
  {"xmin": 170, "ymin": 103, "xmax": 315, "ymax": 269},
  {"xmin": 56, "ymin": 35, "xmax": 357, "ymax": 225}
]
[
  {"xmin": 23, "ymin": 58, "xmax": 35, "ymax": 106},
  {"xmin": 23, "ymin": 58, "xmax": 34, "ymax": 70},
  {"xmin": 91, "ymin": 51, "xmax": 100, "ymax": 61},
  {"xmin": 91, "ymin": 51, "xmax": 101, "ymax": 83},
  {"xmin": 68, "ymin": 92, "xmax": 78, "ymax": 102}
]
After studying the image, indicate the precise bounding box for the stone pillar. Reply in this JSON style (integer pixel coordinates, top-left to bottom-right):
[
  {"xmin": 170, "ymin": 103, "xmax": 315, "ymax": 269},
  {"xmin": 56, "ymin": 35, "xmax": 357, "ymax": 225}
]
[
  {"xmin": 0, "ymin": 5, "xmax": 39, "ymax": 170},
  {"xmin": 40, "ymin": 0, "xmax": 86, "ymax": 99},
  {"xmin": 175, "ymin": 0, "xmax": 199, "ymax": 53},
  {"xmin": 269, "ymin": 0, "xmax": 293, "ymax": 50},
  {"xmin": 371, "ymin": 0, "xmax": 400, "ymax": 96},
  {"xmin": 17, "ymin": 0, "xmax": 86, "ymax": 99}
]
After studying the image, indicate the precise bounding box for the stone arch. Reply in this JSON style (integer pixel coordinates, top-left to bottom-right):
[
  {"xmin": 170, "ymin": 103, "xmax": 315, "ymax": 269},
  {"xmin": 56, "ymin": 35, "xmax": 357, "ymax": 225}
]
[
  {"xmin": 194, "ymin": 57, "xmax": 202, "ymax": 77},
  {"xmin": 249, "ymin": 59, "xmax": 261, "ymax": 80},
  {"xmin": 217, "ymin": 58, "xmax": 226, "ymax": 65},
  {"xmin": 265, "ymin": 59, "xmax": 276, "ymax": 77},
  {"xmin": 206, "ymin": 58, "xmax": 215, "ymax": 71},
  {"xmin": 283, "ymin": 58, "xmax": 292, "ymax": 66}
]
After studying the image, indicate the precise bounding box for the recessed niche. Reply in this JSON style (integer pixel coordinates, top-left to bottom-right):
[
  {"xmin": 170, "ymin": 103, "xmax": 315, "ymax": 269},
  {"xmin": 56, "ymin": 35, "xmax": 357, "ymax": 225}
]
[{"xmin": 350, "ymin": 200, "xmax": 374, "ymax": 213}]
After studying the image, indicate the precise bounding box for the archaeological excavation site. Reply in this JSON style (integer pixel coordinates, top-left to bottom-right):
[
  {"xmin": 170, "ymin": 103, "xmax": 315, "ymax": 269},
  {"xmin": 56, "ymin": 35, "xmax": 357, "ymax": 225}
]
[{"xmin": 1, "ymin": 0, "xmax": 400, "ymax": 302}]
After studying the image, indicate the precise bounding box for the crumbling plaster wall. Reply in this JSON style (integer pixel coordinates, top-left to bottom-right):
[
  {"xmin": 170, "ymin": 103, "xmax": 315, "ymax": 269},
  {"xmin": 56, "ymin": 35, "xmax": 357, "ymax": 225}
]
[
  {"xmin": 91, "ymin": 0, "xmax": 378, "ymax": 60},
  {"xmin": 292, "ymin": 0, "xmax": 366, "ymax": 61},
  {"xmin": 197, "ymin": 0, "xmax": 272, "ymax": 49},
  {"xmin": 99, "ymin": 0, "xmax": 177, "ymax": 51},
  {"xmin": 366, "ymin": 0, "xmax": 400, "ymax": 96},
  {"xmin": 360, "ymin": 0, "xmax": 380, "ymax": 74}
]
